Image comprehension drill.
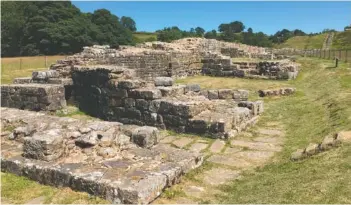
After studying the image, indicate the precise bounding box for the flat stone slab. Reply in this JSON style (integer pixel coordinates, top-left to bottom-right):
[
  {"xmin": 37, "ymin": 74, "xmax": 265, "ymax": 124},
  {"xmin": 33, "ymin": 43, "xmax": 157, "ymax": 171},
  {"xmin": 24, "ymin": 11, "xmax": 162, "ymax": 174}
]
[
  {"xmin": 230, "ymin": 140, "xmax": 282, "ymax": 152},
  {"xmin": 172, "ymin": 137, "xmax": 194, "ymax": 148},
  {"xmin": 183, "ymin": 185, "xmax": 205, "ymax": 198},
  {"xmin": 207, "ymin": 154, "xmax": 252, "ymax": 168},
  {"xmin": 0, "ymin": 108, "xmax": 203, "ymax": 204},
  {"xmin": 203, "ymin": 168, "xmax": 241, "ymax": 186},
  {"xmin": 252, "ymin": 136, "xmax": 283, "ymax": 145},
  {"xmin": 256, "ymin": 129, "xmax": 284, "ymax": 136},
  {"xmin": 224, "ymin": 147, "xmax": 242, "ymax": 154},
  {"xmin": 209, "ymin": 139, "xmax": 226, "ymax": 153},
  {"xmin": 160, "ymin": 135, "xmax": 176, "ymax": 143},
  {"xmin": 189, "ymin": 143, "xmax": 208, "ymax": 153}
]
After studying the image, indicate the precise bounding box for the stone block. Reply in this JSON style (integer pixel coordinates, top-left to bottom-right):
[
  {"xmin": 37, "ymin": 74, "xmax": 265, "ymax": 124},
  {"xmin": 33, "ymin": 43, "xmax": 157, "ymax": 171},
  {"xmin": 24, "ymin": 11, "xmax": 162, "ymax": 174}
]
[
  {"xmin": 158, "ymin": 85, "xmax": 185, "ymax": 97},
  {"xmin": 123, "ymin": 98, "xmax": 135, "ymax": 108},
  {"xmin": 131, "ymin": 126, "xmax": 159, "ymax": 148},
  {"xmin": 75, "ymin": 131, "xmax": 99, "ymax": 148},
  {"xmin": 184, "ymin": 84, "xmax": 201, "ymax": 93},
  {"xmin": 291, "ymin": 149, "xmax": 306, "ymax": 161},
  {"xmin": 154, "ymin": 77, "xmax": 174, "ymax": 86},
  {"xmin": 118, "ymin": 80, "xmax": 144, "ymax": 89},
  {"xmin": 135, "ymin": 99, "xmax": 149, "ymax": 110},
  {"xmin": 305, "ymin": 143, "xmax": 320, "ymax": 156},
  {"xmin": 130, "ymin": 88, "xmax": 162, "ymax": 100},
  {"xmin": 32, "ymin": 70, "xmax": 59, "ymax": 80},
  {"xmin": 208, "ymin": 90, "xmax": 219, "ymax": 100},
  {"xmin": 218, "ymin": 89, "xmax": 233, "ymax": 99},
  {"xmin": 13, "ymin": 77, "xmax": 32, "ymax": 84},
  {"xmin": 23, "ymin": 129, "xmax": 64, "ymax": 161}
]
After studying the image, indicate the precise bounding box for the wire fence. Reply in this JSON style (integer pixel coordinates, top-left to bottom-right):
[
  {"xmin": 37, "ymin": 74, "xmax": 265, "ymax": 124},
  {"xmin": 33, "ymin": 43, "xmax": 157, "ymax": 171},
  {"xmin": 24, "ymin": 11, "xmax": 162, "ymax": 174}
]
[{"xmin": 1, "ymin": 55, "xmax": 66, "ymax": 71}]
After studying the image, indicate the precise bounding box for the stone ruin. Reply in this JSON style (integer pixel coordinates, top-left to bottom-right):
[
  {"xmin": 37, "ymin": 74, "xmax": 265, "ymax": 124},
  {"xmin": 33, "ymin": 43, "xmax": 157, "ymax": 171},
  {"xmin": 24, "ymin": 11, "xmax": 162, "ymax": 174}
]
[{"xmin": 1, "ymin": 38, "xmax": 299, "ymax": 203}]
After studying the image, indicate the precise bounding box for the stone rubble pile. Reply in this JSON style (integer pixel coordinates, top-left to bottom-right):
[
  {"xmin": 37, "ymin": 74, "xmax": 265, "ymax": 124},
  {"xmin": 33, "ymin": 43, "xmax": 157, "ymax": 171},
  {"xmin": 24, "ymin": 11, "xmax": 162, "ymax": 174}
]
[{"xmin": 1, "ymin": 108, "xmax": 203, "ymax": 204}]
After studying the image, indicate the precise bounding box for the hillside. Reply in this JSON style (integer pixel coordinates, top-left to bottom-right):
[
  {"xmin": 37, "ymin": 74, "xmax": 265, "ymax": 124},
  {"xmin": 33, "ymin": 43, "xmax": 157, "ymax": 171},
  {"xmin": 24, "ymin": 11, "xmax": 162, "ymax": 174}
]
[
  {"xmin": 332, "ymin": 31, "xmax": 351, "ymax": 50},
  {"xmin": 275, "ymin": 31, "xmax": 351, "ymax": 50},
  {"xmin": 274, "ymin": 33, "xmax": 327, "ymax": 49},
  {"xmin": 133, "ymin": 32, "xmax": 157, "ymax": 43}
]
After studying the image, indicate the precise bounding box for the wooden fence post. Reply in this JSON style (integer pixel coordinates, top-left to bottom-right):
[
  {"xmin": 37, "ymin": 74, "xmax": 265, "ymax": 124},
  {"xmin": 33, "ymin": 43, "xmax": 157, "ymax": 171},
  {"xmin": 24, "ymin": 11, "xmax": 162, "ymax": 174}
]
[{"xmin": 346, "ymin": 50, "xmax": 348, "ymax": 63}]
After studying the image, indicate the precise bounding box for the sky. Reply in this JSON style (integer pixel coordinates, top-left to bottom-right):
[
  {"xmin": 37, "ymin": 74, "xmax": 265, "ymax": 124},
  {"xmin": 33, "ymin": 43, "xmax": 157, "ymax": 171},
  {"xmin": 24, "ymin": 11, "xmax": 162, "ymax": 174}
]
[{"xmin": 72, "ymin": 1, "xmax": 351, "ymax": 35}]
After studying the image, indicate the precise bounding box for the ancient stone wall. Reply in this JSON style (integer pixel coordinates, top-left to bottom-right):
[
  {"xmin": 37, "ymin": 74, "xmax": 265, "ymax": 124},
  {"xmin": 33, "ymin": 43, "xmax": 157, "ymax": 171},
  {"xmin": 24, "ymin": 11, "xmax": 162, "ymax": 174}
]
[
  {"xmin": 70, "ymin": 66, "xmax": 261, "ymax": 138},
  {"xmin": 1, "ymin": 84, "xmax": 66, "ymax": 111},
  {"xmin": 202, "ymin": 57, "xmax": 299, "ymax": 80}
]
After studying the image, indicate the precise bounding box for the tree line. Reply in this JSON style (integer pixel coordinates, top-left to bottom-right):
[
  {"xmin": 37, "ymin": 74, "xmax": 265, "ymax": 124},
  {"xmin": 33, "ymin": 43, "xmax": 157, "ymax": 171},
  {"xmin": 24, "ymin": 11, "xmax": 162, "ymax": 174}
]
[
  {"xmin": 1, "ymin": 1, "xmax": 137, "ymax": 57},
  {"xmin": 1, "ymin": 1, "xmax": 345, "ymax": 57}
]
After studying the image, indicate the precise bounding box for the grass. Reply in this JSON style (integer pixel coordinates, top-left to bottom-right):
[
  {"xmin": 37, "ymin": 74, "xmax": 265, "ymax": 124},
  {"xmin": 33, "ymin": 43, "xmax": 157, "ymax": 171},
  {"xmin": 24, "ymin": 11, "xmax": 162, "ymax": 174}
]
[
  {"xmin": 133, "ymin": 32, "xmax": 157, "ymax": 43},
  {"xmin": 1, "ymin": 172, "xmax": 108, "ymax": 204},
  {"xmin": 178, "ymin": 57, "xmax": 351, "ymax": 203},
  {"xmin": 1, "ymin": 55, "xmax": 65, "ymax": 84},
  {"xmin": 332, "ymin": 31, "xmax": 351, "ymax": 50},
  {"xmin": 275, "ymin": 33, "xmax": 327, "ymax": 50}
]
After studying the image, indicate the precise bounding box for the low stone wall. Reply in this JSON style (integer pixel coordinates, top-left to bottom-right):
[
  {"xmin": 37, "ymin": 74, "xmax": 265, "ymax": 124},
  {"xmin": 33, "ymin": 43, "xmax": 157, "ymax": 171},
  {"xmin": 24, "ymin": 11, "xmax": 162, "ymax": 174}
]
[
  {"xmin": 291, "ymin": 131, "xmax": 351, "ymax": 161},
  {"xmin": 1, "ymin": 84, "xmax": 66, "ymax": 111},
  {"xmin": 70, "ymin": 66, "xmax": 261, "ymax": 138},
  {"xmin": 202, "ymin": 57, "xmax": 299, "ymax": 80},
  {"xmin": 258, "ymin": 87, "xmax": 296, "ymax": 97},
  {"xmin": 0, "ymin": 108, "xmax": 203, "ymax": 203}
]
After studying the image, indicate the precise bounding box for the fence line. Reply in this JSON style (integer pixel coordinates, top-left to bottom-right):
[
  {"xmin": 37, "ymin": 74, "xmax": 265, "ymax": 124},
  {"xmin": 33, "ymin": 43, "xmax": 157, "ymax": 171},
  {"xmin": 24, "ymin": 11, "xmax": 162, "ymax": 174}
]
[{"xmin": 1, "ymin": 55, "xmax": 66, "ymax": 71}]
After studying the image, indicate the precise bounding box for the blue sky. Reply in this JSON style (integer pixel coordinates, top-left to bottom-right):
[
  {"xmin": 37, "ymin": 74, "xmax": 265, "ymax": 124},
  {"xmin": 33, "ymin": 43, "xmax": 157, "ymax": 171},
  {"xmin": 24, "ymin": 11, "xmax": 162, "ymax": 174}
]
[{"xmin": 72, "ymin": 1, "xmax": 351, "ymax": 35}]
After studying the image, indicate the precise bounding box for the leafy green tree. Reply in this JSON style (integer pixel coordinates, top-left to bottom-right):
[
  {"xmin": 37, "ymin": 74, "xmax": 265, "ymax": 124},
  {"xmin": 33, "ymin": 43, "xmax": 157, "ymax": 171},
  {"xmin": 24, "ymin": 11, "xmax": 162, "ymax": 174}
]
[
  {"xmin": 204, "ymin": 29, "xmax": 217, "ymax": 39},
  {"xmin": 195, "ymin": 27, "xmax": 205, "ymax": 37},
  {"xmin": 156, "ymin": 27, "xmax": 184, "ymax": 42},
  {"xmin": 120, "ymin": 16, "xmax": 137, "ymax": 32}
]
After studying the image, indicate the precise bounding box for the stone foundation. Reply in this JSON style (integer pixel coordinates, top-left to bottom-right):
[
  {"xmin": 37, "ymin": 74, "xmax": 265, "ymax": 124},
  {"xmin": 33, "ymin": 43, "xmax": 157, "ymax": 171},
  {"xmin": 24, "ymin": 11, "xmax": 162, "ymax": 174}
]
[
  {"xmin": 202, "ymin": 57, "xmax": 299, "ymax": 80},
  {"xmin": 1, "ymin": 84, "xmax": 66, "ymax": 111},
  {"xmin": 1, "ymin": 108, "xmax": 203, "ymax": 204},
  {"xmin": 258, "ymin": 87, "xmax": 296, "ymax": 97}
]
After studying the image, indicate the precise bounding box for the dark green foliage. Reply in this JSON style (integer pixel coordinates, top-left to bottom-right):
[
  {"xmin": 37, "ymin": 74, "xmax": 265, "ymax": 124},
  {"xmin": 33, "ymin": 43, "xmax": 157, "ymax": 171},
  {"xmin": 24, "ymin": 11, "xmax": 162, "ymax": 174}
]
[
  {"xmin": 120, "ymin": 16, "xmax": 137, "ymax": 32},
  {"xmin": 270, "ymin": 29, "xmax": 307, "ymax": 44},
  {"xmin": 1, "ymin": 1, "xmax": 136, "ymax": 57},
  {"xmin": 204, "ymin": 30, "xmax": 217, "ymax": 39}
]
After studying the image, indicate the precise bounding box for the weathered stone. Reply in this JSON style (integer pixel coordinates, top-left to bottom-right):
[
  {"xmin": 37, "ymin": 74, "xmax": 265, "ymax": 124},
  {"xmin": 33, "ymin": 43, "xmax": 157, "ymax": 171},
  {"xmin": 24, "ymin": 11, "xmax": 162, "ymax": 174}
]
[
  {"xmin": 305, "ymin": 143, "xmax": 320, "ymax": 156},
  {"xmin": 203, "ymin": 168, "xmax": 241, "ymax": 186},
  {"xmin": 32, "ymin": 70, "xmax": 59, "ymax": 80},
  {"xmin": 209, "ymin": 139, "xmax": 226, "ymax": 153},
  {"xmin": 75, "ymin": 131, "xmax": 99, "ymax": 147},
  {"xmin": 130, "ymin": 88, "xmax": 162, "ymax": 100},
  {"xmin": 160, "ymin": 135, "xmax": 176, "ymax": 143},
  {"xmin": 131, "ymin": 126, "xmax": 159, "ymax": 148},
  {"xmin": 172, "ymin": 137, "xmax": 193, "ymax": 148},
  {"xmin": 337, "ymin": 131, "xmax": 351, "ymax": 143},
  {"xmin": 184, "ymin": 84, "xmax": 201, "ymax": 93},
  {"xmin": 218, "ymin": 89, "xmax": 233, "ymax": 99},
  {"xmin": 291, "ymin": 149, "xmax": 306, "ymax": 161},
  {"xmin": 23, "ymin": 129, "xmax": 64, "ymax": 161},
  {"xmin": 117, "ymin": 80, "xmax": 143, "ymax": 89},
  {"xmin": 183, "ymin": 185, "xmax": 205, "ymax": 198},
  {"xmin": 97, "ymin": 147, "xmax": 118, "ymax": 158},
  {"xmin": 320, "ymin": 135, "xmax": 338, "ymax": 151},
  {"xmin": 189, "ymin": 143, "xmax": 208, "ymax": 152},
  {"xmin": 154, "ymin": 77, "xmax": 174, "ymax": 86},
  {"xmin": 207, "ymin": 90, "xmax": 219, "ymax": 99}
]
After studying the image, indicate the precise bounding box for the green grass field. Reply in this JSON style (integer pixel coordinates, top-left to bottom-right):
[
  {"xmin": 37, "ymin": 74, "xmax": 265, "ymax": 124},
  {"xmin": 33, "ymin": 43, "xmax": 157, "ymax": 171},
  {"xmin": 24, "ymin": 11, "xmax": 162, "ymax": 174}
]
[
  {"xmin": 133, "ymin": 32, "xmax": 157, "ymax": 43},
  {"xmin": 1, "ymin": 55, "xmax": 65, "ymax": 84},
  {"xmin": 332, "ymin": 31, "xmax": 351, "ymax": 50}
]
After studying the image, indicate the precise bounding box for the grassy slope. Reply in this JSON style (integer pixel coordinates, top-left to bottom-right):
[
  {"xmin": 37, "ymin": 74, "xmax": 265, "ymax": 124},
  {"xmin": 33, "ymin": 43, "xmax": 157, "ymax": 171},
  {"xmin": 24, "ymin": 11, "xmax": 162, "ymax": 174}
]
[
  {"xmin": 332, "ymin": 31, "xmax": 351, "ymax": 50},
  {"xmin": 133, "ymin": 32, "xmax": 157, "ymax": 43},
  {"xmin": 1, "ymin": 55, "xmax": 65, "ymax": 84},
  {"xmin": 179, "ymin": 58, "xmax": 351, "ymax": 203},
  {"xmin": 275, "ymin": 33, "xmax": 327, "ymax": 49}
]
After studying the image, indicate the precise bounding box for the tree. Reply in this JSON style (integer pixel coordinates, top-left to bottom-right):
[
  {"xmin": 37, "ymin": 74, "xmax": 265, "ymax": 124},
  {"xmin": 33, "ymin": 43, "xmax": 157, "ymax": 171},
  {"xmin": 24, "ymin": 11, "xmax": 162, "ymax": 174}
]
[
  {"xmin": 156, "ymin": 27, "xmax": 183, "ymax": 42},
  {"xmin": 1, "ymin": 2, "xmax": 135, "ymax": 57},
  {"xmin": 120, "ymin": 16, "xmax": 136, "ymax": 32},
  {"xmin": 247, "ymin": 27, "xmax": 253, "ymax": 34},
  {"xmin": 195, "ymin": 27, "xmax": 205, "ymax": 37},
  {"xmin": 204, "ymin": 29, "xmax": 217, "ymax": 39},
  {"xmin": 218, "ymin": 21, "xmax": 245, "ymax": 42}
]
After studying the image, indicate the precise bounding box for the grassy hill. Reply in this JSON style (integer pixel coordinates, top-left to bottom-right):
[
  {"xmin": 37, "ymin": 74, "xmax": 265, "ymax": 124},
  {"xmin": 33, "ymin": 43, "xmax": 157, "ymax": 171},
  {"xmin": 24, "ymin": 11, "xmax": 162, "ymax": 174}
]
[
  {"xmin": 275, "ymin": 31, "xmax": 351, "ymax": 50},
  {"xmin": 133, "ymin": 32, "xmax": 157, "ymax": 43},
  {"xmin": 332, "ymin": 31, "xmax": 351, "ymax": 50},
  {"xmin": 274, "ymin": 33, "xmax": 327, "ymax": 49}
]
